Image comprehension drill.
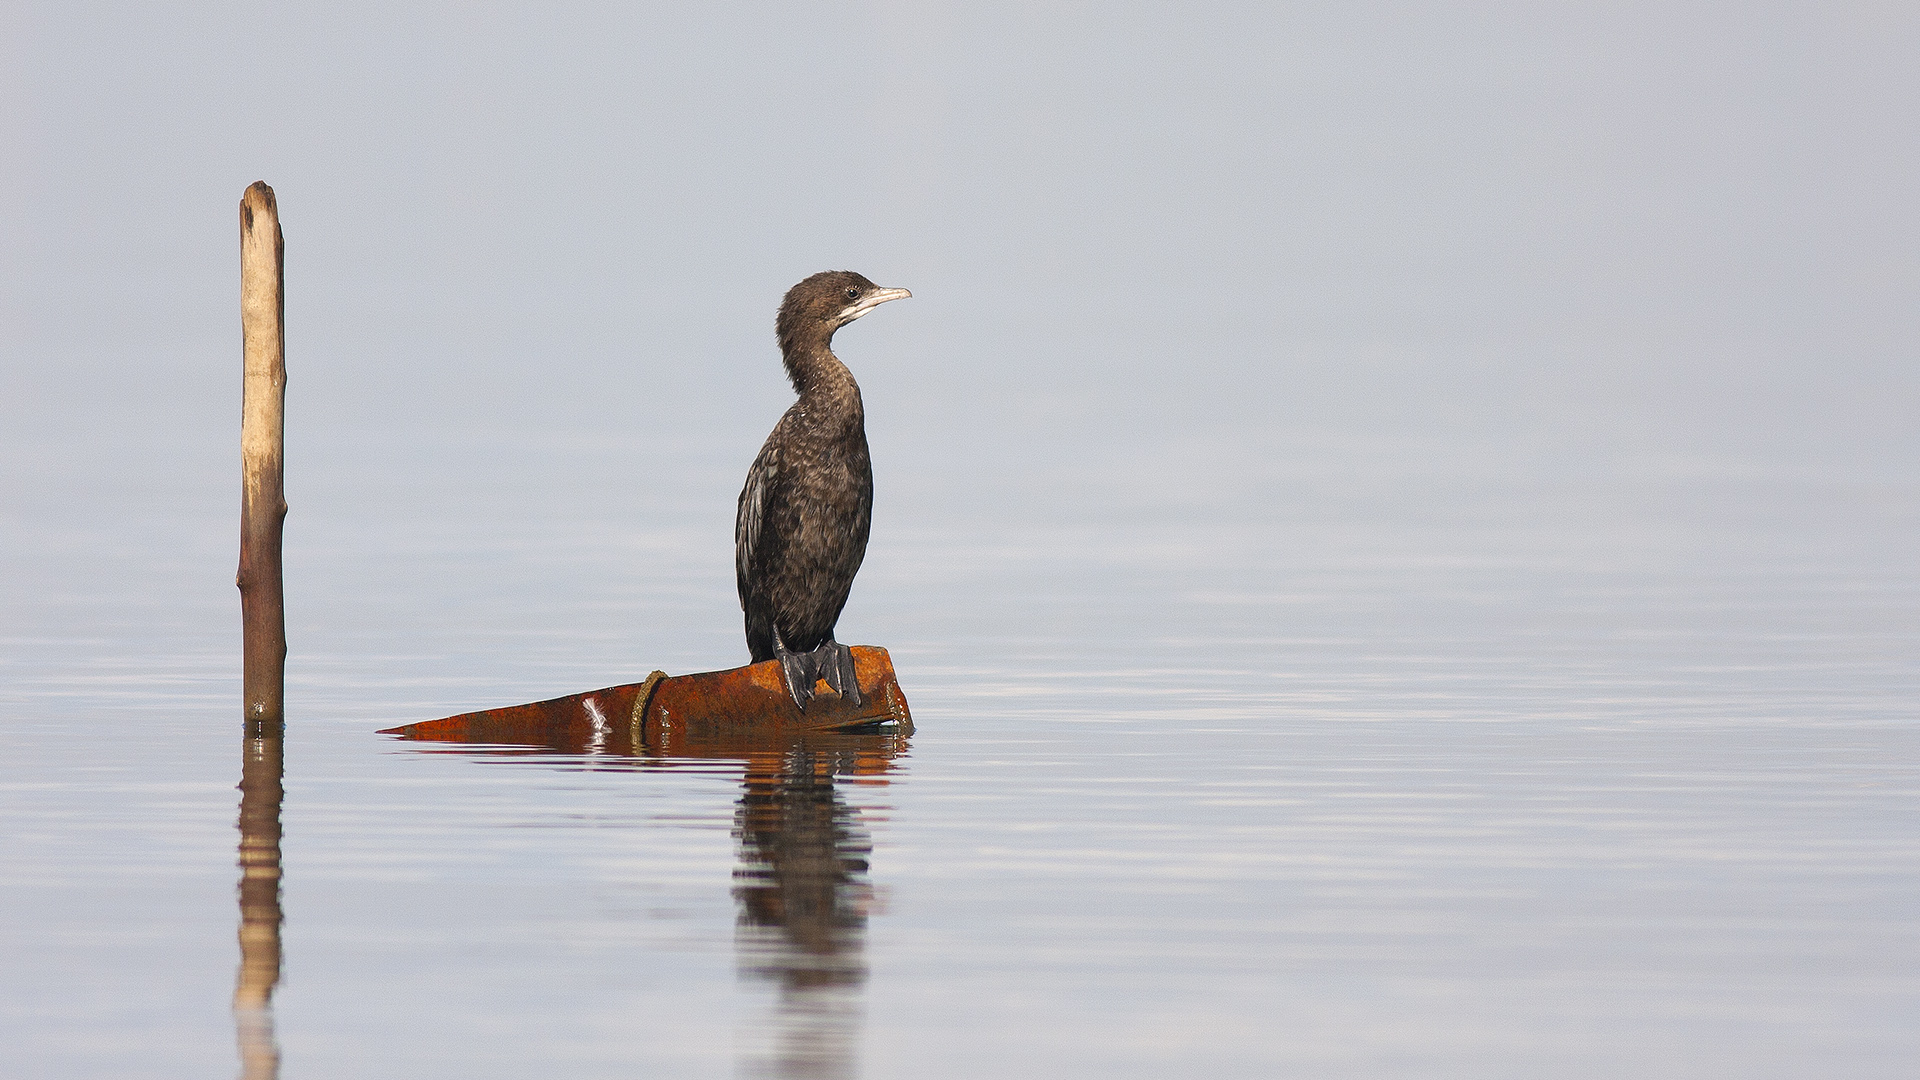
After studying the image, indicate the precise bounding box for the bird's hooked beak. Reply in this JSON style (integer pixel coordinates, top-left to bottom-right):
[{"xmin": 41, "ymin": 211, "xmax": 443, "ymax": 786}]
[{"xmin": 839, "ymin": 286, "xmax": 912, "ymax": 324}]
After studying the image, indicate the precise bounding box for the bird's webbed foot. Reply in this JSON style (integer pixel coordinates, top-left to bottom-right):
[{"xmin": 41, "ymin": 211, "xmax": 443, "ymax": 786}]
[
  {"xmin": 770, "ymin": 631, "xmax": 862, "ymax": 711},
  {"xmin": 819, "ymin": 638, "xmax": 862, "ymax": 707},
  {"xmin": 772, "ymin": 628, "xmax": 815, "ymax": 711}
]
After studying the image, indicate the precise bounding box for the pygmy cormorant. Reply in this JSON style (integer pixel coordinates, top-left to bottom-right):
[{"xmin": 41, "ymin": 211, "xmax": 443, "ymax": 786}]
[{"xmin": 736, "ymin": 271, "xmax": 910, "ymax": 709}]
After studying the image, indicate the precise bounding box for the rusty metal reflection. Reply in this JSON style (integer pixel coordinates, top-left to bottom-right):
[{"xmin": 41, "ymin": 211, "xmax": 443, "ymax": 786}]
[
  {"xmin": 384, "ymin": 698, "xmax": 909, "ymax": 1078},
  {"xmin": 732, "ymin": 742, "xmax": 883, "ymax": 1080},
  {"xmin": 233, "ymin": 717, "xmax": 284, "ymax": 1080}
]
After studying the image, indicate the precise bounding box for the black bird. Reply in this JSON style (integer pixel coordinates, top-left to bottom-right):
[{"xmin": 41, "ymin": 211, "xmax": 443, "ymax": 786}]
[{"xmin": 737, "ymin": 271, "xmax": 910, "ymax": 709}]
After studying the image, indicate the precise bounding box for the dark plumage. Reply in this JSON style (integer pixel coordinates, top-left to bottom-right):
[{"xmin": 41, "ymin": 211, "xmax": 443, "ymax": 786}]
[{"xmin": 736, "ymin": 271, "xmax": 910, "ymax": 709}]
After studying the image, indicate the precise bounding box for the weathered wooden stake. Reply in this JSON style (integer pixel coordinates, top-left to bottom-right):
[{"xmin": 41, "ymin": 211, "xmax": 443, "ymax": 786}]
[{"xmin": 238, "ymin": 182, "xmax": 286, "ymax": 723}]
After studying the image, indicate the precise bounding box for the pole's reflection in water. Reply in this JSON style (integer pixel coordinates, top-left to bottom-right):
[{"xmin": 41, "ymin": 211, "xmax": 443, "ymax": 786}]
[
  {"xmin": 387, "ymin": 715, "xmax": 907, "ymax": 1079},
  {"xmin": 233, "ymin": 717, "xmax": 285, "ymax": 1080}
]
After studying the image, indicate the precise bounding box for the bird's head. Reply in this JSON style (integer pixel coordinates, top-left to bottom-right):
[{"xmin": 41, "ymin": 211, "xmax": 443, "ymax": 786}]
[{"xmin": 777, "ymin": 271, "xmax": 911, "ymax": 352}]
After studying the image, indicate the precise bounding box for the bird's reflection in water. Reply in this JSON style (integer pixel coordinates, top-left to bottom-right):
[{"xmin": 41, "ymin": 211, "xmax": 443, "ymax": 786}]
[
  {"xmin": 387, "ymin": 716, "xmax": 907, "ymax": 1079},
  {"xmin": 233, "ymin": 717, "xmax": 285, "ymax": 1080},
  {"xmin": 732, "ymin": 742, "xmax": 886, "ymax": 1079}
]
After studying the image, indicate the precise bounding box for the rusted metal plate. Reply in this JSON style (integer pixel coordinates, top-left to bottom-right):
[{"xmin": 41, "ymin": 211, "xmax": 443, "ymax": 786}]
[{"xmin": 377, "ymin": 645, "xmax": 911, "ymax": 752}]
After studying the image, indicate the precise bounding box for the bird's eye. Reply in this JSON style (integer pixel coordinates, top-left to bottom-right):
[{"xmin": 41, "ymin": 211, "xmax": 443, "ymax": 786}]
[{"xmin": 844, "ymin": 286, "xmax": 859, "ymax": 301}]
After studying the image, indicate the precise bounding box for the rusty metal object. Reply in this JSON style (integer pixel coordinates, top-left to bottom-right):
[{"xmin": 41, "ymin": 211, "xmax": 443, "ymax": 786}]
[{"xmin": 378, "ymin": 645, "xmax": 911, "ymax": 752}]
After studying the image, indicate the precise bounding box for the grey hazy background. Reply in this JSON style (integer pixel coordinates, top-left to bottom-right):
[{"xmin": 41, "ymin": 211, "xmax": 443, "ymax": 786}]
[
  {"xmin": 5, "ymin": 5, "xmax": 1920, "ymax": 1078},
  {"xmin": 7, "ymin": 1, "xmax": 1916, "ymax": 684}
]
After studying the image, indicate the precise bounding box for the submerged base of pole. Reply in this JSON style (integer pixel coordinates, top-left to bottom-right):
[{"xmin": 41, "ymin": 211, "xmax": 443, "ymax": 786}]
[{"xmin": 378, "ymin": 645, "xmax": 913, "ymax": 752}]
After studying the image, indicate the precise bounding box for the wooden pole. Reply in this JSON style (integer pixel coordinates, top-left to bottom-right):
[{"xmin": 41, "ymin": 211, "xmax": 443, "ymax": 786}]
[{"xmin": 238, "ymin": 182, "xmax": 286, "ymax": 723}]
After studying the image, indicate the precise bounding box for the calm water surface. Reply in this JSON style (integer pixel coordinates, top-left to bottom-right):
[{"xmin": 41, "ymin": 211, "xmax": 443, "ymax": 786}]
[{"xmin": 2, "ymin": 430, "xmax": 1916, "ymax": 1078}]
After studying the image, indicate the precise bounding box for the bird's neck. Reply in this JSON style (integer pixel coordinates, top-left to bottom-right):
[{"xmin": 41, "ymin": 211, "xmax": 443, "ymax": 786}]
[{"xmin": 783, "ymin": 343, "xmax": 864, "ymax": 427}]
